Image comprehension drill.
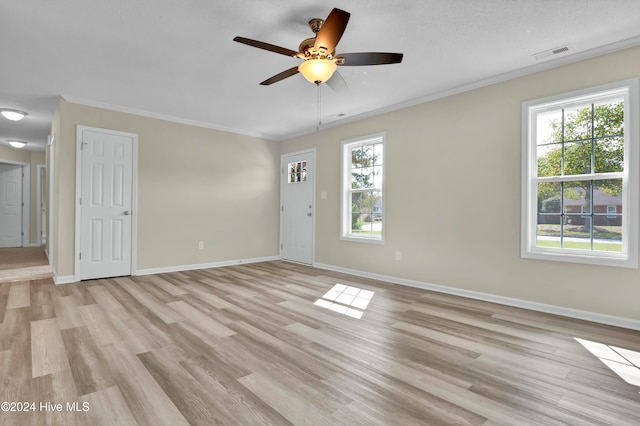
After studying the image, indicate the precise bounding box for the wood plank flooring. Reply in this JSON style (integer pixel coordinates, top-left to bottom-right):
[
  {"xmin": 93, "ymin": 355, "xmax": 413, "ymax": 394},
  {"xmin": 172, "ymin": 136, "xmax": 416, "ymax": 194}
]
[
  {"xmin": 0, "ymin": 259, "xmax": 639, "ymax": 425},
  {"xmin": 0, "ymin": 247, "xmax": 52, "ymax": 283}
]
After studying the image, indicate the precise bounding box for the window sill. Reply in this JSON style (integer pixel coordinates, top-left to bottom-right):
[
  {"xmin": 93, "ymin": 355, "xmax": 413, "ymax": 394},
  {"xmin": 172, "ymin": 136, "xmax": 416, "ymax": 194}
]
[
  {"xmin": 522, "ymin": 249, "xmax": 637, "ymax": 269},
  {"xmin": 341, "ymin": 235, "xmax": 384, "ymax": 244}
]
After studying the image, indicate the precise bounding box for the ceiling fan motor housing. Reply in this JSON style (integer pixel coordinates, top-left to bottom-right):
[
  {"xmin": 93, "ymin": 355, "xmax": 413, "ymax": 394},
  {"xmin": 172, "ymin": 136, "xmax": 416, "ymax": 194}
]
[{"xmin": 299, "ymin": 38, "xmax": 317, "ymax": 56}]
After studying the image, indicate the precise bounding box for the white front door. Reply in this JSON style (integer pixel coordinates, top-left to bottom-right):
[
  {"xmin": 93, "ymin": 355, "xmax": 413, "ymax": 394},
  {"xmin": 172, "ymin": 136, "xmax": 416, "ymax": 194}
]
[
  {"xmin": 78, "ymin": 127, "xmax": 135, "ymax": 280},
  {"xmin": 281, "ymin": 149, "xmax": 315, "ymax": 264},
  {"xmin": 0, "ymin": 164, "xmax": 23, "ymax": 248}
]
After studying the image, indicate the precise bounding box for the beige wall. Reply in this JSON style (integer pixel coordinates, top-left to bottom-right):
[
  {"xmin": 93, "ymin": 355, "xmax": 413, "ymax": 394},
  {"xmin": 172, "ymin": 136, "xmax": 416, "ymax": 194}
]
[
  {"xmin": 280, "ymin": 45, "xmax": 640, "ymax": 321},
  {"xmin": 50, "ymin": 100, "xmax": 280, "ymax": 277},
  {"xmin": 0, "ymin": 145, "xmax": 46, "ymax": 245}
]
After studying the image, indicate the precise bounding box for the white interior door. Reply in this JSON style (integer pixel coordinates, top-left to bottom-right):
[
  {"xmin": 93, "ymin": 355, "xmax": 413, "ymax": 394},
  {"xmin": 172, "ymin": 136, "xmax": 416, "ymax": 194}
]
[
  {"xmin": 281, "ymin": 149, "xmax": 315, "ymax": 264},
  {"xmin": 79, "ymin": 127, "xmax": 135, "ymax": 280},
  {"xmin": 0, "ymin": 164, "xmax": 23, "ymax": 248}
]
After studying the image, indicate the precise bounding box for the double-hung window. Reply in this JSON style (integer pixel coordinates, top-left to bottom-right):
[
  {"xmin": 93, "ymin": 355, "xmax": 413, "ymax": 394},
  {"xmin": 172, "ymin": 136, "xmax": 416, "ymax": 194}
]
[
  {"xmin": 341, "ymin": 133, "xmax": 385, "ymax": 243},
  {"xmin": 521, "ymin": 80, "xmax": 638, "ymax": 267}
]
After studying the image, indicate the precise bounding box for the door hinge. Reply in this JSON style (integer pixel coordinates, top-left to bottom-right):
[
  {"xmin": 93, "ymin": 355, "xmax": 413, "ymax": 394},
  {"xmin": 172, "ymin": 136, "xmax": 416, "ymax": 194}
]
[
  {"xmin": 281, "ymin": 206, "xmax": 284, "ymax": 212},
  {"xmin": 79, "ymin": 197, "xmax": 82, "ymax": 206},
  {"xmin": 79, "ymin": 252, "xmax": 82, "ymax": 260},
  {"xmin": 280, "ymin": 243, "xmax": 283, "ymax": 250},
  {"xmin": 282, "ymin": 167, "xmax": 285, "ymax": 175}
]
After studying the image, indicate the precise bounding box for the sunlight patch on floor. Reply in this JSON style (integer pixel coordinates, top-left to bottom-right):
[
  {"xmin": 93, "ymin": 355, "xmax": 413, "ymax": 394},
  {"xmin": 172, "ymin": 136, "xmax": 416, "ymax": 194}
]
[
  {"xmin": 314, "ymin": 283, "xmax": 374, "ymax": 319},
  {"xmin": 575, "ymin": 337, "xmax": 640, "ymax": 388}
]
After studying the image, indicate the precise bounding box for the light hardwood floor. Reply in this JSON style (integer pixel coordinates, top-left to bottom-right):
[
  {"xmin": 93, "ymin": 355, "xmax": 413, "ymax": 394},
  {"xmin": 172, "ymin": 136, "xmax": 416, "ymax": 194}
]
[
  {"xmin": 1, "ymin": 258, "xmax": 639, "ymax": 425},
  {"xmin": 0, "ymin": 247, "xmax": 52, "ymax": 283}
]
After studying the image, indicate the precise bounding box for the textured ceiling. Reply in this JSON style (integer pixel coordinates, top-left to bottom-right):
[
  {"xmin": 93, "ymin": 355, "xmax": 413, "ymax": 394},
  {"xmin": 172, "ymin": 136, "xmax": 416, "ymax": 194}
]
[{"xmin": 2, "ymin": 1, "xmax": 640, "ymax": 151}]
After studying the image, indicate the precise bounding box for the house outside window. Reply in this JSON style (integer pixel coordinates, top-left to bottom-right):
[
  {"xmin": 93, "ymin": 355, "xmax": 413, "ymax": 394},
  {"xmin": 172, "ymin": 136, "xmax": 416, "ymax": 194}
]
[
  {"xmin": 341, "ymin": 133, "xmax": 385, "ymax": 243},
  {"xmin": 521, "ymin": 80, "xmax": 638, "ymax": 268}
]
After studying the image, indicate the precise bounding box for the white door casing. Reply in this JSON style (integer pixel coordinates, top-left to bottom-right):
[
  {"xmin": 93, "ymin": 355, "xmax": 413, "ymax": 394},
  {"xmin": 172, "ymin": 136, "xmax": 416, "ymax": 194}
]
[
  {"xmin": 281, "ymin": 149, "xmax": 315, "ymax": 264},
  {"xmin": 0, "ymin": 163, "xmax": 23, "ymax": 248},
  {"xmin": 76, "ymin": 126, "xmax": 137, "ymax": 280},
  {"xmin": 37, "ymin": 164, "xmax": 46, "ymax": 245},
  {"xmin": 47, "ymin": 134, "xmax": 55, "ymax": 263}
]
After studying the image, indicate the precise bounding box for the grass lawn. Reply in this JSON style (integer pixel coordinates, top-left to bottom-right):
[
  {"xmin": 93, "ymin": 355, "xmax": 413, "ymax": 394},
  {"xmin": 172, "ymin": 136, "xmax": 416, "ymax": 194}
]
[
  {"xmin": 537, "ymin": 224, "xmax": 621, "ymax": 240},
  {"xmin": 536, "ymin": 239, "xmax": 622, "ymax": 252},
  {"xmin": 351, "ymin": 230, "xmax": 382, "ymax": 236}
]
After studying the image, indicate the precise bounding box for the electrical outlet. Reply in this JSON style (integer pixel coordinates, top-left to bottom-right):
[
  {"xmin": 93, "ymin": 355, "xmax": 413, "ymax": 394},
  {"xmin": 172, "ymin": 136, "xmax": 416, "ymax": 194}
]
[
  {"xmin": 198, "ymin": 241, "xmax": 204, "ymax": 250},
  {"xmin": 395, "ymin": 251, "xmax": 402, "ymax": 261}
]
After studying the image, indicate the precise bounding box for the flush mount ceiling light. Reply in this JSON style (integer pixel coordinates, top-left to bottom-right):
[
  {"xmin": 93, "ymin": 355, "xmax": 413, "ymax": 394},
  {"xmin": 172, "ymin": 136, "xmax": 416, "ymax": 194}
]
[
  {"xmin": 8, "ymin": 140, "xmax": 26, "ymax": 148},
  {"xmin": 1, "ymin": 109, "xmax": 28, "ymax": 121}
]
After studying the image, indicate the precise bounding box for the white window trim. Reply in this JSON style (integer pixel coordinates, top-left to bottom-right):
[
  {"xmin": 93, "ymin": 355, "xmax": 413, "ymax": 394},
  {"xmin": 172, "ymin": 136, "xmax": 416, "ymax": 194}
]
[
  {"xmin": 607, "ymin": 205, "xmax": 617, "ymax": 219},
  {"xmin": 341, "ymin": 132, "xmax": 385, "ymax": 244},
  {"xmin": 521, "ymin": 79, "xmax": 638, "ymax": 268}
]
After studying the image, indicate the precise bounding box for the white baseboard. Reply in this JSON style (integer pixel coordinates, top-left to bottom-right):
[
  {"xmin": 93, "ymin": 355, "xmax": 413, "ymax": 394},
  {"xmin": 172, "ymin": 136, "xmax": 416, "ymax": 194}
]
[
  {"xmin": 53, "ymin": 274, "xmax": 76, "ymax": 285},
  {"xmin": 135, "ymin": 256, "xmax": 280, "ymax": 276},
  {"xmin": 52, "ymin": 255, "xmax": 279, "ymax": 284},
  {"xmin": 313, "ymin": 262, "xmax": 640, "ymax": 332}
]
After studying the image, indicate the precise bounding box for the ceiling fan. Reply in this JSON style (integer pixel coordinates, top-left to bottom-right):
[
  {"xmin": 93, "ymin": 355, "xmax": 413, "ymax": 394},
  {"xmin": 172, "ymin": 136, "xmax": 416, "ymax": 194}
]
[{"xmin": 233, "ymin": 8, "xmax": 403, "ymax": 91}]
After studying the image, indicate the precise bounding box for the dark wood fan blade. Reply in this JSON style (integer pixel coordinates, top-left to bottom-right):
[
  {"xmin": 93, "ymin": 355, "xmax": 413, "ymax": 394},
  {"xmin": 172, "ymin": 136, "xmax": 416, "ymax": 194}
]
[
  {"xmin": 233, "ymin": 36, "xmax": 300, "ymax": 57},
  {"xmin": 260, "ymin": 66, "xmax": 300, "ymax": 85},
  {"xmin": 336, "ymin": 52, "xmax": 404, "ymax": 66},
  {"xmin": 314, "ymin": 8, "xmax": 350, "ymax": 54},
  {"xmin": 326, "ymin": 71, "xmax": 348, "ymax": 93}
]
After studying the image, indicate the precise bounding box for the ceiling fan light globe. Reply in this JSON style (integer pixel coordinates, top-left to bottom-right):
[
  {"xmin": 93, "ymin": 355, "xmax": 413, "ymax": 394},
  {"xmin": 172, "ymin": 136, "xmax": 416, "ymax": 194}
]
[{"xmin": 298, "ymin": 59, "xmax": 337, "ymax": 84}]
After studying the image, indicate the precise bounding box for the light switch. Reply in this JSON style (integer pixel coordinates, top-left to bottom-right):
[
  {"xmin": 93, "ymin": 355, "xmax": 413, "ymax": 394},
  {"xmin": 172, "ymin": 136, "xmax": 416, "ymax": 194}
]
[{"xmin": 321, "ymin": 191, "xmax": 327, "ymax": 199}]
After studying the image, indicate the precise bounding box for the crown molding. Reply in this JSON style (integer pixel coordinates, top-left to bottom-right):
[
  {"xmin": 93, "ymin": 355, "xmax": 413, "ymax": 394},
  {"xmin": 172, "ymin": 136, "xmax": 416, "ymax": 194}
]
[{"xmin": 60, "ymin": 95, "xmax": 273, "ymax": 140}]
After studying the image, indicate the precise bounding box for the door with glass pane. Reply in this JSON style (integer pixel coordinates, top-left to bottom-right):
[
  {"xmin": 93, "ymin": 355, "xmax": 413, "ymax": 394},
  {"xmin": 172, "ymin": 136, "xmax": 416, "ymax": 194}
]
[{"xmin": 281, "ymin": 150, "xmax": 315, "ymax": 264}]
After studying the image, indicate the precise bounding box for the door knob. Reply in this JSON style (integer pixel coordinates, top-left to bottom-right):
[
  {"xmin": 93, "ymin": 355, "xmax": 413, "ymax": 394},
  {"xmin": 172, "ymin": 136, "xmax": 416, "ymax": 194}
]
[
  {"xmin": 123, "ymin": 211, "xmax": 131, "ymax": 215},
  {"xmin": 307, "ymin": 212, "xmax": 312, "ymax": 216}
]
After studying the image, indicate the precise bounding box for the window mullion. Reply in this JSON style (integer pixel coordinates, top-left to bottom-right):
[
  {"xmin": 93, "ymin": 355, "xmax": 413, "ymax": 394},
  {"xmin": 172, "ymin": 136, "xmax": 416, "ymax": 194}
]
[
  {"xmin": 590, "ymin": 103, "xmax": 596, "ymax": 174},
  {"xmin": 535, "ymin": 171, "xmax": 624, "ymax": 183},
  {"xmin": 561, "ymin": 108, "xmax": 566, "ymax": 177},
  {"xmin": 560, "ymin": 181, "xmax": 565, "ymax": 248},
  {"xmin": 589, "ymin": 182, "xmax": 594, "ymax": 251}
]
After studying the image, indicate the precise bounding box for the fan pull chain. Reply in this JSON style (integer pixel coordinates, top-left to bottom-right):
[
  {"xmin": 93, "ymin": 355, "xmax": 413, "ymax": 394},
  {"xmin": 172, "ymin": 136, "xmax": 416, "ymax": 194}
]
[{"xmin": 316, "ymin": 82, "xmax": 322, "ymax": 131}]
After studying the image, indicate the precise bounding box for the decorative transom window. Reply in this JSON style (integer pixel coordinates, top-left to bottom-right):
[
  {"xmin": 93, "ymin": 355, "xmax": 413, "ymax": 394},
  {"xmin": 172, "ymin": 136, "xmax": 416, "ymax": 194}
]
[
  {"xmin": 521, "ymin": 80, "xmax": 638, "ymax": 268},
  {"xmin": 288, "ymin": 161, "xmax": 307, "ymax": 183},
  {"xmin": 341, "ymin": 133, "xmax": 385, "ymax": 242}
]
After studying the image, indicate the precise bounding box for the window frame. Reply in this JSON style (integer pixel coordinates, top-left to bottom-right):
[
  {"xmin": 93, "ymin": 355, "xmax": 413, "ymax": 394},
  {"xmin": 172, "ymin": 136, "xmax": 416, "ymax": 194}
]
[
  {"xmin": 341, "ymin": 133, "xmax": 386, "ymax": 244},
  {"xmin": 521, "ymin": 79, "xmax": 638, "ymax": 268}
]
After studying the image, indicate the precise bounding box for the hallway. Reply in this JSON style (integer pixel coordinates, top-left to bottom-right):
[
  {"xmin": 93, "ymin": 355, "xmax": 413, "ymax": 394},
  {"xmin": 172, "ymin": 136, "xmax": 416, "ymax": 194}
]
[{"xmin": 0, "ymin": 246, "xmax": 52, "ymax": 283}]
